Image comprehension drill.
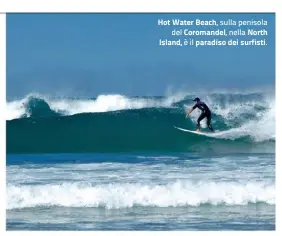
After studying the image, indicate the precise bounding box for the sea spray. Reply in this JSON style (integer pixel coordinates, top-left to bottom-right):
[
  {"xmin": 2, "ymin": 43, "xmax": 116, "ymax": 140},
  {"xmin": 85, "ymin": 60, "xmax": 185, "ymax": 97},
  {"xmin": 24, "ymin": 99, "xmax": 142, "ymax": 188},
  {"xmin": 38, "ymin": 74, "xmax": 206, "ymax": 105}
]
[{"xmin": 7, "ymin": 92, "xmax": 275, "ymax": 153}]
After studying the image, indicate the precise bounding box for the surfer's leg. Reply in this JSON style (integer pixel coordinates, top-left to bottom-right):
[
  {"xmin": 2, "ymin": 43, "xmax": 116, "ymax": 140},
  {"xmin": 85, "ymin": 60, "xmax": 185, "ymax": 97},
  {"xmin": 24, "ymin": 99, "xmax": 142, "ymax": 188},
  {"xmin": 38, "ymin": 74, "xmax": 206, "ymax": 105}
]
[
  {"xmin": 197, "ymin": 113, "xmax": 206, "ymax": 130},
  {"xmin": 207, "ymin": 113, "xmax": 214, "ymax": 132}
]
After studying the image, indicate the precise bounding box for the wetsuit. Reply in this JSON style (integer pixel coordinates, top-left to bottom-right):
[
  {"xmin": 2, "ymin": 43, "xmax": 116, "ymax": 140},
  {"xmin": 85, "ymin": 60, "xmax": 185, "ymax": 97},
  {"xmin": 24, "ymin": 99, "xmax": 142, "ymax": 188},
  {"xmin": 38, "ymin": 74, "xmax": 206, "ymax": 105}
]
[{"xmin": 192, "ymin": 101, "xmax": 214, "ymax": 131}]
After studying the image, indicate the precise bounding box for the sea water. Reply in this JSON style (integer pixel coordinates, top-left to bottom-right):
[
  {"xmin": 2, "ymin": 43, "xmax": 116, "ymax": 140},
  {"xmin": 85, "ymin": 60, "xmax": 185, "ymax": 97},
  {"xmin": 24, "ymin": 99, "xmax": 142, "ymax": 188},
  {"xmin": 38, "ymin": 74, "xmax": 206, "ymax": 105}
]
[{"xmin": 6, "ymin": 92, "xmax": 275, "ymax": 230}]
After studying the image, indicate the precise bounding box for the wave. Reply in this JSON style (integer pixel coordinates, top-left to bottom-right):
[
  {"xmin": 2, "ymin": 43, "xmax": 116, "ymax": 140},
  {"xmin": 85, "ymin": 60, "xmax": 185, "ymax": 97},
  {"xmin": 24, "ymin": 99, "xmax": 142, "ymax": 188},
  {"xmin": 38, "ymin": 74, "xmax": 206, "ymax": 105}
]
[
  {"xmin": 6, "ymin": 91, "xmax": 275, "ymax": 153},
  {"xmin": 6, "ymin": 93, "xmax": 186, "ymax": 120},
  {"xmin": 6, "ymin": 180, "xmax": 275, "ymax": 210},
  {"xmin": 6, "ymin": 90, "xmax": 273, "ymax": 120}
]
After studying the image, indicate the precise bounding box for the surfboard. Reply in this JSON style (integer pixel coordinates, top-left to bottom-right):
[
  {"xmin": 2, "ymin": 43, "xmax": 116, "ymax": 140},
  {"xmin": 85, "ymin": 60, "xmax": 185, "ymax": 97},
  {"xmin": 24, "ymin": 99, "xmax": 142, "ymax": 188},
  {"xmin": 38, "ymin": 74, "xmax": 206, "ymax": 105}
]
[{"xmin": 174, "ymin": 126, "xmax": 213, "ymax": 137}]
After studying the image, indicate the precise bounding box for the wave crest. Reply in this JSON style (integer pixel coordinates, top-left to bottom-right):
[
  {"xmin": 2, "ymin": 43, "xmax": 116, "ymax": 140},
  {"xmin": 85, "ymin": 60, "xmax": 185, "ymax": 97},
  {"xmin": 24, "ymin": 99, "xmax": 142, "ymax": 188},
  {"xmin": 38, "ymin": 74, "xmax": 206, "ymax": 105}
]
[
  {"xmin": 7, "ymin": 180, "xmax": 275, "ymax": 209},
  {"xmin": 6, "ymin": 91, "xmax": 275, "ymax": 153}
]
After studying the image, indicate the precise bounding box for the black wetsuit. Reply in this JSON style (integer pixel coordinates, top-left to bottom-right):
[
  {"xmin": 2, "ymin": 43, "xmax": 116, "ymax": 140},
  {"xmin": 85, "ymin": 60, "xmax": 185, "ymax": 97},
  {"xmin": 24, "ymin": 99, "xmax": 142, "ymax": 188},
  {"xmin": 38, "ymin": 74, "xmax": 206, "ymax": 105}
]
[{"xmin": 192, "ymin": 101, "xmax": 214, "ymax": 131}]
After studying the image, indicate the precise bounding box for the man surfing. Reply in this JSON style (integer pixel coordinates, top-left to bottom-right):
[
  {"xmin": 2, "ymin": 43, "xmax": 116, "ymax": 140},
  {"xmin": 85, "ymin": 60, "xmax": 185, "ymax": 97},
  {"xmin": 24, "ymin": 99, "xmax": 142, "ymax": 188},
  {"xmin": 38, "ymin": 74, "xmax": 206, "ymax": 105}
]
[{"xmin": 186, "ymin": 97, "xmax": 214, "ymax": 132}]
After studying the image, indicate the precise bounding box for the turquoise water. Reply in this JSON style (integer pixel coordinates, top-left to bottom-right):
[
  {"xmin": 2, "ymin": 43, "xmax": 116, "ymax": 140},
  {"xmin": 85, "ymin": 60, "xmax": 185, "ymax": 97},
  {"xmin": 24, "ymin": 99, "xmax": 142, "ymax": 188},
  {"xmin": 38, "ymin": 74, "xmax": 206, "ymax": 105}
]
[
  {"xmin": 6, "ymin": 92, "xmax": 275, "ymax": 230},
  {"xmin": 6, "ymin": 153, "xmax": 275, "ymax": 230},
  {"xmin": 7, "ymin": 93, "xmax": 275, "ymax": 153}
]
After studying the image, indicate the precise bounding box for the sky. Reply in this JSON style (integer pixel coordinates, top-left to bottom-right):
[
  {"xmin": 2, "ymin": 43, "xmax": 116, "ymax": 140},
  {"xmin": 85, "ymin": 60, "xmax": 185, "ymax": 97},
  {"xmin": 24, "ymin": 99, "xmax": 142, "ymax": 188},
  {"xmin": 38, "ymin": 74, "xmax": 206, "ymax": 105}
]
[{"xmin": 6, "ymin": 13, "xmax": 275, "ymax": 98}]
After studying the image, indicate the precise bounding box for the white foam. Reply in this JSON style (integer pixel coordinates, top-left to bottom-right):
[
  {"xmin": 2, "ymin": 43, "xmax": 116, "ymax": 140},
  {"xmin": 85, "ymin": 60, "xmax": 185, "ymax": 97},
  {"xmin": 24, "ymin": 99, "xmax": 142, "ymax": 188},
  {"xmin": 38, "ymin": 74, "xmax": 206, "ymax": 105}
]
[
  {"xmin": 187, "ymin": 94, "xmax": 275, "ymax": 142},
  {"xmin": 6, "ymin": 92, "xmax": 276, "ymax": 142},
  {"xmin": 50, "ymin": 94, "xmax": 179, "ymax": 115},
  {"xmin": 6, "ymin": 93, "xmax": 185, "ymax": 120},
  {"xmin": 6, "ymin": 99, "xmax": 26, "ymax": 120},
  {"xmin": 7, "ymin": 180, "xmax": 275, "ymax": 209},
  {"xmin": 6, "ymin": 93, "xmax": 48, "ymax": 120},
  {"xmin": 209, "ymin": 106, "xmax": 275, "ymax": 142}
]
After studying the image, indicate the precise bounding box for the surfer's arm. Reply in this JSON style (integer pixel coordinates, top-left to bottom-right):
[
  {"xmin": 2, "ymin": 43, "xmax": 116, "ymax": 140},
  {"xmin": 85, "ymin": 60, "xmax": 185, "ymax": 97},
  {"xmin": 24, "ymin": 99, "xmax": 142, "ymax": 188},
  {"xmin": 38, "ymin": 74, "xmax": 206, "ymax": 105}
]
[
  {"xmin": 186, "ymin": 108, "xmax": 194, "ymax": 118},
  {"xmin": 186, "ymin": 104, "xmax": 197, "ymax": 118}
]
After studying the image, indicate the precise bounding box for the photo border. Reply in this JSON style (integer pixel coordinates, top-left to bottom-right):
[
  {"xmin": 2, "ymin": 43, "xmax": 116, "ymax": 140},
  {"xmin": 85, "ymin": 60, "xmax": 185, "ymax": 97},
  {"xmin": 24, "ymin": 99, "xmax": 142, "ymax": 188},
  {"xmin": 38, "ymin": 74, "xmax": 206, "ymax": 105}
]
[{"xmin": 0, "ymin": 0, "xmax": 279, "ymax": 235}]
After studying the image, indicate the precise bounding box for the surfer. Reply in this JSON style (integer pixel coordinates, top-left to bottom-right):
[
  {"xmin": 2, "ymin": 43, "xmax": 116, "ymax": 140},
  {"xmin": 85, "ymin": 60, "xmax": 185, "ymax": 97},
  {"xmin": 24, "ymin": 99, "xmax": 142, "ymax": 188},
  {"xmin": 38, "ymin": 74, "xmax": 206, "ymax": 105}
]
[{"xmin": 186, "ymin": 97, "xmax": 214, "ymax": 132}]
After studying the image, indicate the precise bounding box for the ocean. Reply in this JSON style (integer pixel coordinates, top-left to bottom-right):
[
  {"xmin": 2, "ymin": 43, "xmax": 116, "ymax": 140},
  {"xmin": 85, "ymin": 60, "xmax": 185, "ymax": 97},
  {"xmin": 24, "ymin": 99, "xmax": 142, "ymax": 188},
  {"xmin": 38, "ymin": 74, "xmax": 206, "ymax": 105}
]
[{"xmin": 6, "ymin": 91, "xmax": 275, "ymax": 230}]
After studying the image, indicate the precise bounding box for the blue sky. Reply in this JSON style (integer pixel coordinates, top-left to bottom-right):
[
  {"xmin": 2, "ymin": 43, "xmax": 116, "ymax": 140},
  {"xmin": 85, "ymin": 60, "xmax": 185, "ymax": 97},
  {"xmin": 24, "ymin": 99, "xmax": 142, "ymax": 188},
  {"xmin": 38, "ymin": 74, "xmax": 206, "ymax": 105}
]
[{"xmin": 7, "ymin": 13, "xmax": 275, "ymax": 98}]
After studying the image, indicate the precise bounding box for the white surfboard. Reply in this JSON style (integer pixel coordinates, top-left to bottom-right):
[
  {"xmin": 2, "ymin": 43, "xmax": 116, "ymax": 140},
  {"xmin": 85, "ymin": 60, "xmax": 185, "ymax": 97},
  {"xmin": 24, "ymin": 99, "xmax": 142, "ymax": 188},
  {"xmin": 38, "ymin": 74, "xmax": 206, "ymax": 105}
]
[
  {"xmin": 174, "ymin": 126, "xmax": 241, "ymax": 140},
  {"xmin": 174, "ymin": 126, "xmax": 214, "ymax": 137}
]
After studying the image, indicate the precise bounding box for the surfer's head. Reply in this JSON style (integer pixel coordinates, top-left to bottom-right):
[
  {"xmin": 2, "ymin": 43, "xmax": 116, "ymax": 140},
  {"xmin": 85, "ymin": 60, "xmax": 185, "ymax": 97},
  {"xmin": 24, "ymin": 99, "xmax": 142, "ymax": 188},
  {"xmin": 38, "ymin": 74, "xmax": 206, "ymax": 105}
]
[{"xmin": 193, "ymin": 97, "xmax": 200, "ymax": 104}]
